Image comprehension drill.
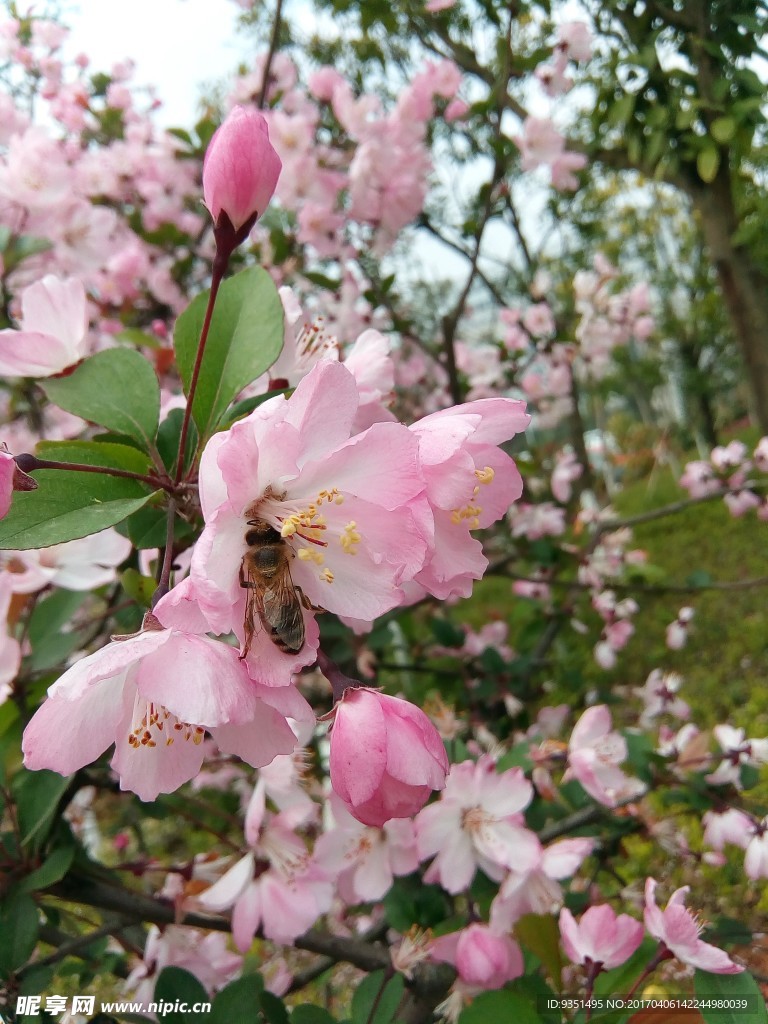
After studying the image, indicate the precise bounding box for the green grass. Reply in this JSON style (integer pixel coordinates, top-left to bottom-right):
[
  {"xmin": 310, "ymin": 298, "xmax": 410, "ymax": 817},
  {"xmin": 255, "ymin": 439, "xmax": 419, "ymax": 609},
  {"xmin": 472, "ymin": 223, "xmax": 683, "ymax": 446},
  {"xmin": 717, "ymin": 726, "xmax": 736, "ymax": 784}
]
[{"xmin": 613, "ymin": 468, "xmax": 768, "ymax": 731}]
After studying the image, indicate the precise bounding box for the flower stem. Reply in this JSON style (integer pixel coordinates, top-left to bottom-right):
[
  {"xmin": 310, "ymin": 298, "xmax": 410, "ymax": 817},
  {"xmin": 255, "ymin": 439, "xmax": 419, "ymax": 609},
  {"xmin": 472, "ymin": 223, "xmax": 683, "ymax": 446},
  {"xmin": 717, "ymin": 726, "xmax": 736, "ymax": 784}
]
[
  {"xmin": 316, "ymin": 649, "xmax": 361, "ymax": 703},
  {"xmin": 151, "ymin": 498, "xmax": 177, "ymax": 609},
  {"xmin": 15, "ymin": 453, "xmax": 165, "ymax": 490},
  {"xmin": 173, "ymin": 253, "xmax": 227, "ymax": 485}
]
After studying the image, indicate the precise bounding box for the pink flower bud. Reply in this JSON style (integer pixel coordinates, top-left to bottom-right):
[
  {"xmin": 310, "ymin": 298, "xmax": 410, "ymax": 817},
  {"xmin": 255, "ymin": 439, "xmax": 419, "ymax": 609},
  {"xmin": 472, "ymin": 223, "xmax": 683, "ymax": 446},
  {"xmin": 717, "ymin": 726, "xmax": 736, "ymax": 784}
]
[
  {"xmin": 0, "ymin": 449, "xmax": 15, "ymax": 519},
  {"xmin": 202, "ymin": 105, "xmax": 282, "ymax": 232},
  {"xmin": 431, "ymin": 924, "xmax": 524, "ymax": 991},
  {"xmin": 329, "ymin": 687, "xmax": 449, "ymax": 827}
]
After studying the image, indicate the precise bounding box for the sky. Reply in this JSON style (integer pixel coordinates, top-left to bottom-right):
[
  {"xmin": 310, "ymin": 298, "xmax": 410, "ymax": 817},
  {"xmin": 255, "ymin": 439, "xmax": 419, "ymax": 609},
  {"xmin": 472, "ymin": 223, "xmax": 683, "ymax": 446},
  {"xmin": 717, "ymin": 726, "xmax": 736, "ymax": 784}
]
[{"xmin": 62, "ymin": 0, "xmax": 249, "ymax": 126}]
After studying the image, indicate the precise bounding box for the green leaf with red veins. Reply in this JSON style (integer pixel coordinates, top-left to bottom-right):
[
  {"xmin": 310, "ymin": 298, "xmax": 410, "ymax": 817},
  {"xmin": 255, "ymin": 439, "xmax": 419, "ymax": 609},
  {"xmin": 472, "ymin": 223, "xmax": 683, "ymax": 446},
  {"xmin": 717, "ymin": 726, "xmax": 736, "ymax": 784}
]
[{"xmin": 173, "ymin": 265, "xmax": 284, "ymax": 442}]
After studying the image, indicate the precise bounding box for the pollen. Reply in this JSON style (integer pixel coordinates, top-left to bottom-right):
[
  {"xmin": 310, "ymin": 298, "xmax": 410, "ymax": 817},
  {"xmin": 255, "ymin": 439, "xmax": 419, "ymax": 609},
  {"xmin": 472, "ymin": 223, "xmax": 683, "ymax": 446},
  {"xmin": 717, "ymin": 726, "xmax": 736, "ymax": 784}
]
[
  {"xmin": 475, "ymin": 466, "xmax": 495, "ymax": 485},
  {"xmin": 320, "ymin": 568, "xmax": 334, "ymax": 583},
  {"xmin": 317, "ymin": 487, "xmax": 344, "ymax": 506},
  {"xmin": 279, "ymin": 507, "xmax": 328, "ymax": 544},
  {"xmin": 128, "ymin": 701, "xmax": 205, "ymax": 750},
  {"xmin": 298, "ymin": 547, "xmax": 324, "ymax": 565},
  {"xmin": 340, "ymin": 520, "xmax": 362, "ymax": 554},
  {"xmin": 450, "ymin": 502, "xmax": 483, "ymax": 529}
]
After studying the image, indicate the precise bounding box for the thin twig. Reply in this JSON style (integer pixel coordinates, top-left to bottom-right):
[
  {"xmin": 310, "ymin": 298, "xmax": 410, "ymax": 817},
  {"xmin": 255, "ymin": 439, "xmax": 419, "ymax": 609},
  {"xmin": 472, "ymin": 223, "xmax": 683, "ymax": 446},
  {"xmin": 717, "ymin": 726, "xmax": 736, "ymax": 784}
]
[{"xmin": 257, "ymin": 0, "xmax": 285, "ymax": 109}]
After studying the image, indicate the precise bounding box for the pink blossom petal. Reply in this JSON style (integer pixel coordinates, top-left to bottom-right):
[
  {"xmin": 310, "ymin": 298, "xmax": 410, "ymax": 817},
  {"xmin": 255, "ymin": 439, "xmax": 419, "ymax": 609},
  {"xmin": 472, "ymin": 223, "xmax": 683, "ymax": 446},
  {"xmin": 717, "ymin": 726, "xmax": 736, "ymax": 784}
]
[
  {"xmin": 199, "ymin": 853, "xmax": 255, "ymax": 912},
  {"xmin": 231, "ymin": 882, "xmax": 262, "ymax": 952}
]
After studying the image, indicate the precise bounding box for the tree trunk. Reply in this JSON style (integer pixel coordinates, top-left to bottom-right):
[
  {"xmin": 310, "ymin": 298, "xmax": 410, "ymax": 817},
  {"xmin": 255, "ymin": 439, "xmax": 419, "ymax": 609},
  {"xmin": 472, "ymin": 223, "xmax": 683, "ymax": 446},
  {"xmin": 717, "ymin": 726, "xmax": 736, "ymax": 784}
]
[{"xmin": 687, "ymin": 168, "xmax": 768, "ymax": 433}]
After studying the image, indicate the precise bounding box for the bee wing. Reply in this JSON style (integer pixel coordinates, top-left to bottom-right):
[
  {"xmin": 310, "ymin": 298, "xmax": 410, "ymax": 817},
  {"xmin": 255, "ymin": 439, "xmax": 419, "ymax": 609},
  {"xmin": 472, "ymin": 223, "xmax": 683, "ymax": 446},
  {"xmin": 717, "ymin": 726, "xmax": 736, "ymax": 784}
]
[
  {"xmin": 241, "ymin": 561, "xmax": 262, "ymax": 659},
  {"xmin": 262, "ymin": 571, "xmax": 305, "ymax": 653}
]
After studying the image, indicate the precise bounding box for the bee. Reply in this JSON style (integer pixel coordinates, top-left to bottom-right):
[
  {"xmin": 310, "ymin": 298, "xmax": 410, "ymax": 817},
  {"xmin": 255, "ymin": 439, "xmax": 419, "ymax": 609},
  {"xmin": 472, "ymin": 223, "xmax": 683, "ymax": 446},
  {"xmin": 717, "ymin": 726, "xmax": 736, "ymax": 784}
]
[{"xmin": 239, "ymin": 516, "xmax": 305, "ymax": 658}]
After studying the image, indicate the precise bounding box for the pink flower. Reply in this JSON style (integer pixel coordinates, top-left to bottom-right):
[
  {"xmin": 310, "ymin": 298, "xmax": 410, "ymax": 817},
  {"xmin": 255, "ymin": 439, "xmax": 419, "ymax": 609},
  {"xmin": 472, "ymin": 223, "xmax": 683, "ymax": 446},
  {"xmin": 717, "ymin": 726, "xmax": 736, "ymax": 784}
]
[
  {"xmin": 490, "ymin": 838, "xmax": 594, "ymax": 929},
  {"xmin": 556, "ymin": 21, "xmax": 593, "ymax": 62},
  {"xmin": 559, "ymin": 905, "xmax": 644, "ymax": 970},
  {"xmin": 329, "ymin": 687, "xmax": 448, "ymax": 827},
  {"xmin": 416, "ymin": 756, "xmax": 536, "ymax": 893},
  {"xmin": 0, "ymin": 275, "xmax": 88, "ymax": 377},
  {"xmin": 566, "ymin": 705, "xmax": 645, "ymax": 807},
  {"xmin": 203, "ymin": 105, "xmax": 282, "ymax": 230},
  {"xmin": 643, "ymin": 878, "xmax": 743, "ymax": 973},
  {"xmin": 22, "ymin": 610, "xmax": 302, "ymax": 800},
  {"xmin": 186, "ymin": 361, "xmax": 429, "ymax": 682},
  {"xmin": 410, "ymin": 398, "xmax": 529, "ymax": 599},
  {"xmin": 517, "ymin": 117, "xmax": 565, "ymax": 169},
  {"xmin": 199, "ymin": 826, "xmax": 333, "ymax": 948},
  {"xmin": 702, "ymin": 809, "xmax": 752, "ymax": 852},
  {"xmin": 6, "ymin": 528, "xmax": 131, "ymax": 593},
  {"xmin": 745, "ymin": 819, "xmax": 768, "ymax": 880},
  {"xmin": 314, "ymin": 795, "xmax": 419, "ymax": 902},
  {"xmin": 125, "ymin": 926, "xmax": 242, "ymax": 1005},
  {"xmin": 706, "ymin": 724, "xmax": 768, "ymax": 788},
  {"xmin": 431, "ymin": 924, "xmax": 523, "ymax": 992},
  {"xmin": 0, "ymin": 450, "xmax": 15, "ymax": 519},
  {"xmin": 551, "ymin": 448, "xmax": 583, "ymax": 503}
]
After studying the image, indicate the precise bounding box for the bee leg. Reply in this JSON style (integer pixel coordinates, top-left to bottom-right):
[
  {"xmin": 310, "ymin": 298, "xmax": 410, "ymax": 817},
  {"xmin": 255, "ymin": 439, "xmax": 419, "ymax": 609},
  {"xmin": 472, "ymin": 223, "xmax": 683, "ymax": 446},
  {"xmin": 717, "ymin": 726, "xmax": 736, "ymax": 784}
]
[
  {"xmin": 296, "ymin": 586, "xmax": 323, "ymax": 613},
  {"xmin": 239, "ymin": 564, "xmax": 257, "ymax": 589}
]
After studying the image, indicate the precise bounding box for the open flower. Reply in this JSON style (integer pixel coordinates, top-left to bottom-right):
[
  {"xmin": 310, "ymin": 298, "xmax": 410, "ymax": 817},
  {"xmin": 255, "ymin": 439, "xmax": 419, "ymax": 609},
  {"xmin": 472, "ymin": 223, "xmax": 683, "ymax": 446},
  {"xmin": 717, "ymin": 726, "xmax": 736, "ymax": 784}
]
[
  {"xmin": 314, "ymin": 794, "xmax": 419, "ymax": 902},
  {"xmin": 566, "ymin": 705, "xmax": 645, "ymax": 806},
  {"xmin": 409, "ymin": 398, "xmax": 529, "ymax": 599},
  {"xmin": 559, "ymin": 905, "xmax": 644, "ymax": 970},
  {"xmin": 643, "ymin": 878, "xmax": 743, "ymax": 974},
  {"xmin": 329, "ymin": 686, "xmax": 449, "ymax": 827},
  {"xmin": 187, "ymin": 361, "xmax": 429, "ymax": 681},
  {"xmin": 22, "ymin": 609, "xmax": 303, "ymax": 799},
  {"xmin": 416, "ymin": 755, "xmax": 536, "ymax": 893},
  {"xmin": 0, "ymin": 275, "xmax": 89, "ymax": 377}
]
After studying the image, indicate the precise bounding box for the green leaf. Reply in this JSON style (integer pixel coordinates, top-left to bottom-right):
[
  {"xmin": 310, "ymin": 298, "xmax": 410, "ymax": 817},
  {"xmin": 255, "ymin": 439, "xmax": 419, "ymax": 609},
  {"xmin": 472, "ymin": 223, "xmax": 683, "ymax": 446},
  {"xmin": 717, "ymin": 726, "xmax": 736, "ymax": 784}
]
[
  {"xmin": 3, "ymin": 235, "xmax": 52, "ymax": 273},
  {"xmin": 18, "ymin": 844, "xmax": 75, "ymax": 893},
  {"xmin": 154, "ymin": 967, "xmax": 211, "ymax": 1023},
  {"xmin": 710, "ymin": 116, "xmax": 736, "ymax": 144},
  {"xmin": 351, "ymin": 971, "xmax": 404, "ymax": 1024},
  {"xmin": 694, "ymin": 969, "xmax": 768, "ymax": 1024},
  {"xmin": 120, "ymin": 568, "xmax": 157, "ymax": 607},
  {"xmin": 515, "ymin": 914, "xmax": 563, "ymax": 986},
  {"xmin": 12, "ymin": 768, "xmax": 72, "ymax": 850},
  {"xmin": 157, "ymin": 408, "xmax": 199, "ymax": 477},
  {"xmin": 27, "ymin": 589, "xmax": 90, "ymax": 671},
  {"xmin": 0, "ymin": 891, "xmax": 39, "ymax": 974},
  {"xmin": 115, "ymin": 504, "xmax": 181, "ymax": 549},
  {"xmin": 686, "ymin": 569, "xmax": 713, "ymax": 588},
  {"xmin": 0, "ymin": 441, "xmax": 156, "ymax": 550},
  {"xmin": 291, "ymin": 1008, "xmax": 336, "ymax": 1024},
  {"xmin": 211, "ymin": 975, "xmax": 264, "ymax": 1024},
  {"xmin": 174, "ymin": 266, "xmax": 284, "ymax": 441},
  {"xmin": 458, "ymin": 991, "xmax": 542, "ymax": 1024},
  {"xmin": 697, "ymin": 144, "xmax": 720, "ymax": 183},
  {"xmin": 261, "ymin": 992, "xmax": 290, "ymax": 1024},
  {"xmin": 41, "ymin": 349, "xmax": 161, "ymax": 452}
]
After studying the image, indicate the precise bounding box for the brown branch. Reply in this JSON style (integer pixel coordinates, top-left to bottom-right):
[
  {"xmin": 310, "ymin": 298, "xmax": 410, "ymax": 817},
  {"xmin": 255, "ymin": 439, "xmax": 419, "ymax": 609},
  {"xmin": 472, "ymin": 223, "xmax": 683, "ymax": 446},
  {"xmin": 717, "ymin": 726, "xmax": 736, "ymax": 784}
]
[
  {"xmin": 257, "ymin": 0, "xmax": 285, "ymax": 109},
  {"xmin": 51, "ymin": 875, "xmax": 391, "ymax": 974}
]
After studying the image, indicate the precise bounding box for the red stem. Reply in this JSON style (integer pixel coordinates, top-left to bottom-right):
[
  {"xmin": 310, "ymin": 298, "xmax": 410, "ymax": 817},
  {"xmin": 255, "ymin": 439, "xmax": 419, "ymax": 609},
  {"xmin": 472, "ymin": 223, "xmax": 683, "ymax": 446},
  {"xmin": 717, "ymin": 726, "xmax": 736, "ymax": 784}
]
[
  {"xmin": 173, "ymin": 256, "xmax": 226, "ymax": 484},
  {"xmin": 20, "ymin": 456, "xmax": 164, "ymax": 490}
]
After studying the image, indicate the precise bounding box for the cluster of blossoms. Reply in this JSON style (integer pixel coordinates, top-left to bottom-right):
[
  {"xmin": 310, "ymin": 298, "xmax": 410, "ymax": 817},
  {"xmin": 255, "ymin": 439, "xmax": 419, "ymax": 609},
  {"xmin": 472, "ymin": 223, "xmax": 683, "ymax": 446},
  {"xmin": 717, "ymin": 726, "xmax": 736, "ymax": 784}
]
[
  {"xmin": 0, "ymin": 10, "xmax": 762, "ymax": 1017},
  {"xmin": 17, "ymin": 107, "xmax": 531, "ymax": 830},
  {"xmin": 680, "ymin": 437, "xmax": 768, "ymax": 519}
]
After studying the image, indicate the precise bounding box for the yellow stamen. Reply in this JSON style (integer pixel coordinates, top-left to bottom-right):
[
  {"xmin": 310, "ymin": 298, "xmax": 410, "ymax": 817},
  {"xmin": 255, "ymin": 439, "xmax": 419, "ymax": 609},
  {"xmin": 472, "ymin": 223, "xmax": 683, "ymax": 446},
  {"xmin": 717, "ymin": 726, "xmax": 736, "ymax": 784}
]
[{"xmin": 340, "ymin": 520, "xmax": 362, "ymax": 554}]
